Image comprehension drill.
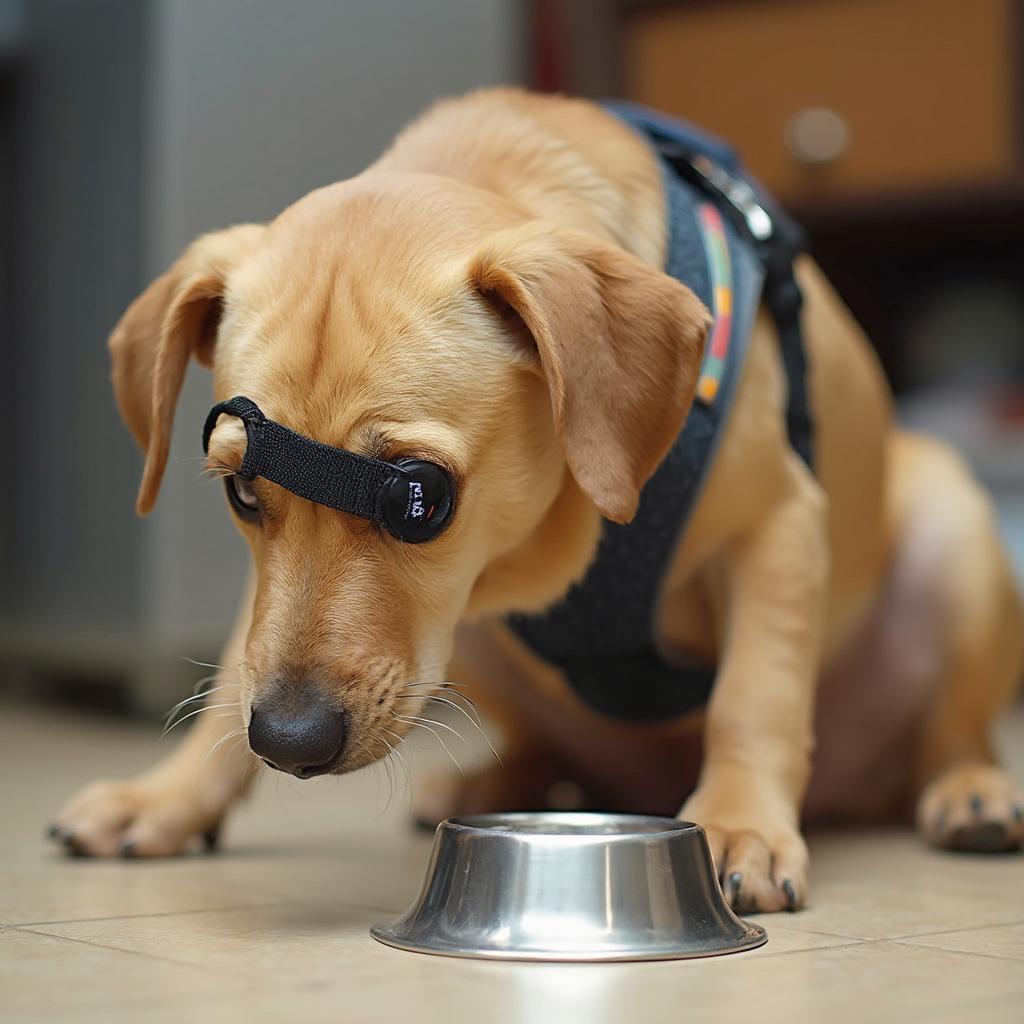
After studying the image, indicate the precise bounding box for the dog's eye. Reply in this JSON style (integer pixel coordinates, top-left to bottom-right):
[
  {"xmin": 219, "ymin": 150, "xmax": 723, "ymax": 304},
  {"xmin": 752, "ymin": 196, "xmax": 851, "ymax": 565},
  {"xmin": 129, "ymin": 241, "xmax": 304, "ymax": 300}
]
[{"xmin": 225, "ymin": 475, "xmax": 261, "ymax": 522}]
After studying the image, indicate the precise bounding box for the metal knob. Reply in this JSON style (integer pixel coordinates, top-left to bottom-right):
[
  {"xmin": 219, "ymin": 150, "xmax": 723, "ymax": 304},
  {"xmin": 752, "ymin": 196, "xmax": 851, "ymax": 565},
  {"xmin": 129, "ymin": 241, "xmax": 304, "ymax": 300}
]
[{"xmin": 785, "ymin": 107, "xmax": 849, "ymax": 165}]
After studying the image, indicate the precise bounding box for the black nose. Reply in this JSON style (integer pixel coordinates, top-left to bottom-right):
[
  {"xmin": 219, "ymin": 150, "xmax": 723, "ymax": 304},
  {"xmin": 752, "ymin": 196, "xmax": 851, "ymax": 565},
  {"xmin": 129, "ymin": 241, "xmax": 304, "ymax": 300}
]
[{"xmin": 248, "ymin": 688, "xmax": 347, "ymax": 779}]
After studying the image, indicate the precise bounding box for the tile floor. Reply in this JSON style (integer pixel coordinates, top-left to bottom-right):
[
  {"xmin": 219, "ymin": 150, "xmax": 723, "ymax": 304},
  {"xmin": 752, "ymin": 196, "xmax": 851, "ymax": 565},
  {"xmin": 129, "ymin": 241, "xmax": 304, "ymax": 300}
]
[{"xmin": 2, "ymin": 701, "xmax": 1023, "ymax": 1023}]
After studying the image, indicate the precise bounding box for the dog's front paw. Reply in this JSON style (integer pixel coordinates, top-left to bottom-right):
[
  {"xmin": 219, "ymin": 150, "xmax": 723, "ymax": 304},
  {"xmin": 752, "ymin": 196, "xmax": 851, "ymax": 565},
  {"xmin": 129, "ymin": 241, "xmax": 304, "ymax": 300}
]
[
  {"xmin": 680, "ymin": 794, "xmax": 808, "ymax": 913},
  {"xmin": 917, "ymin": 763, "xmax": 1024, "ymax": 853},
  {"xmin": 48, "ymin": 776, "xmax": 225, "ymax": 858}
]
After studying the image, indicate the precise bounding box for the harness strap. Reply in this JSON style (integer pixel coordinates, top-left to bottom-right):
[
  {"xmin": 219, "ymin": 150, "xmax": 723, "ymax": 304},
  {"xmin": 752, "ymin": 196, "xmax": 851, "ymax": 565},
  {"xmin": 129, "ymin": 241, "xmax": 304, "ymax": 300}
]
[
  {"xmin": 658, "ymin": 140, "xmax": 814, "ymax": 468},
  {"xmin": 763, "ymin": 255, "xmax": 814, "ymax": 467}
]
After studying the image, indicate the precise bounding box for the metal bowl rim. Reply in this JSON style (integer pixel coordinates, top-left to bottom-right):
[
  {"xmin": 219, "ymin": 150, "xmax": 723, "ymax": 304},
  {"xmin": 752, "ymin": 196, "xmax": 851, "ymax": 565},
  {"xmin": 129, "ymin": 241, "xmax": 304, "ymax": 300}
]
[
  {"xmin": 369, "ymin": 922, "xmax": 768, "ymax": 962},
  {"xmin": 444, "ymin": 811, "xmax": 702, "ymax": 839}
]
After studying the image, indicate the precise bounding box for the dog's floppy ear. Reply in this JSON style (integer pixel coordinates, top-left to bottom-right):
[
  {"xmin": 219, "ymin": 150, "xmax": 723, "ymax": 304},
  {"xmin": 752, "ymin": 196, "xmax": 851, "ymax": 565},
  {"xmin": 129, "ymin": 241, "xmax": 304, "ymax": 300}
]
[
  {"xmin": 470, "ymin": 221, "xmax": 710, "ymax": 523},
  {"xmin": 108, "ymin": 224, "xmax": 263, "ymax": 515}
]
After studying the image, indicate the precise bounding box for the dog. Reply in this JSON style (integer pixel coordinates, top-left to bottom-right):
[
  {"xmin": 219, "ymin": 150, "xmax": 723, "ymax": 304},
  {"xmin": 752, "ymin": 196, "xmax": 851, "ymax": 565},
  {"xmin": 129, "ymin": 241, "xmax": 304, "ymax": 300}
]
[{"xmin": 50, "ymin": 89, "xmax": 1023, "ymax": 912}]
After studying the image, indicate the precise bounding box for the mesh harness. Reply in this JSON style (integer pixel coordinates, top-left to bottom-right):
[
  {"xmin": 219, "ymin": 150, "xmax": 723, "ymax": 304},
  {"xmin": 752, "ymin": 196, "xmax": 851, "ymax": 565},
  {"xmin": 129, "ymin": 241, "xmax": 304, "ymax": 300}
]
[{"xmin": 505, "ymin": 103, "xmax": 814, "ymax": 722}]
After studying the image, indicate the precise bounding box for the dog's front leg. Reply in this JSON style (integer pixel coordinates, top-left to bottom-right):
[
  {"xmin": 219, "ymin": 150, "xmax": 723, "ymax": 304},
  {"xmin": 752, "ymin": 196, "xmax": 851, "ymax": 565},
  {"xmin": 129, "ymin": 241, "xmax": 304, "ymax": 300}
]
[
  {"xmin": 680, "ymin": 470, "xmax": 827, "ymax": 912},
  {"xmin": 48, "ymin": 574, "xmax": 259, "ymax": 857}
]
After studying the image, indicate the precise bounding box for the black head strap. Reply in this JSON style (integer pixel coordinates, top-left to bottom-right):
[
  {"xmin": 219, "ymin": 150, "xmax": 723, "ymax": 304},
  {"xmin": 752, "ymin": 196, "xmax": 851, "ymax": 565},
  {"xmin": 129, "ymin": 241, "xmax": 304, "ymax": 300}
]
[{"xmin": 202, "ymin": 396, "xmax": 454, "ymax": 543}]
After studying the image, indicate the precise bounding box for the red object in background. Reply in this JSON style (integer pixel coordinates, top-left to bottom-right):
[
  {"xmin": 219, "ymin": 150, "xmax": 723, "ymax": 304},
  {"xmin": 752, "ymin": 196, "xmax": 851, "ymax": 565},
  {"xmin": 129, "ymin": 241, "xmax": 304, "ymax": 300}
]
[
  {"xmin": 530, "ymin": 0, "xmax": 569, "ymax": 93},
  {"xmin": 996, "ymin": 389, "xmax": 1024, "ymax": 427}
]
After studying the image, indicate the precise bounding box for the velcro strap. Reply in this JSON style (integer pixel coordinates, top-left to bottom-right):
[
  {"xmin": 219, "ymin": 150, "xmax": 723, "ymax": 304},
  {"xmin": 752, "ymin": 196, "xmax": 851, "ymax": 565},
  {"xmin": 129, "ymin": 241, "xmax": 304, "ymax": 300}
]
[{"xmin": 202, "ymin": 396, "xmax": 398, "ymax": 521}]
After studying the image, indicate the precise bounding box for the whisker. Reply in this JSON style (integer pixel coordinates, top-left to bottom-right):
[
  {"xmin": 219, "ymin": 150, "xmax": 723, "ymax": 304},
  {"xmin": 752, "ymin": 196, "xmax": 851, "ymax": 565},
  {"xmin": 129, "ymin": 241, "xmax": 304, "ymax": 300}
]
[
  {"xmin": 394, "ymin": 715, "xmax": 465, "ymax": 777},
  {"xmin": 395, "ymin": 694, "xmax": 500, "ymax": 766},
  {"xmin": 377, "ymin": 729, "xmax": 415, "ymax": 814},
  {"xmin": 394, "ymin": 713, "xmax": 465, "ymax": 744},
  {"xmin": 396, "ymin": 681, "xmax": 483, "ymax": 725},
  {"xmin": 378, "ymin": 744, "xmax": 397, "ymax": 817},
  {"xmin": 405, "ymin": 691, "xmax": 482, "ymax": 729},
  {"xmin": 382, "ymin": 720, "xmax": 420, "ymax": 750},
  {"xmin": 436, "ymin": 687, "xmax": 484, "ymax": 727},
  {"xmin": 162, "ymin": 702, "xmax": 240, "ymax": 737},
  {"xmin": 398, "ymin": 680, "xmax": 472, "ymax": 693},
  {"xmin": 229, "ymin": 735, "xmax": 250, "ymax": 756},
  {"xmin": 384, "ymin": 726, "xmax": 427, "ymax": 756},
  {"xmin": 423, "ymin": 695, "xmax": 501, "ymax": 766},
  {"xmin": 162, "ymin": 682, "xmax": 229, "ymax": 725},
  {"xmin": 181, "ymin": 657, "xmax": 236, "ymax": 673},
  {"xmin": 386, "ymin": 736, "xmax": 412, "ymax": 790},
  {"xmin": 381, "ymin": 736, "xmax": 413, "ymax": 817},
  {"xmin": 205, "ymin": 726, "xmax": 247, "ymax": 763}
]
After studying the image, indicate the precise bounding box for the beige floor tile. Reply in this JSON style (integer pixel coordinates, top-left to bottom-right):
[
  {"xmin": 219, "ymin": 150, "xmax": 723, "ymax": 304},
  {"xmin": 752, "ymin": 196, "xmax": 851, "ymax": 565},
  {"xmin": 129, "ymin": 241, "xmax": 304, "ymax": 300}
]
[
  {"xmin": 185, "ymin": 847, "xmax": 433, "ymax": 913},
  {"xmin": 0, "ymin": 855, "xmax": 292, "ymax": 927},
  {"xmin": 20, "ymin": 937, "xmax": 1024, "ymax": 1024},
  {"xmin": 793, "ymin": 820, "xmax": 1024, "ymax": 940},
  {"xmin": 0, "ymin": 927, "xmax": 249, "ymax": 1022},
  {"xmin": 894, "ymin": 920, "xmax": 1024, "ymax": 961},
  {"xmin": 25, "ymin": 903, "xmax": 383, "ymax": 984},
  {"xmin": 809, "ymin": 827, "xmax": 1024, "ymax": 892},
  {"xmin": 28, "ymin": 900, "xmax": 853, "ymax": 987},
  {"xmin": 792, "ymin": 874, "xmax": 1024, "ymax": 941}
]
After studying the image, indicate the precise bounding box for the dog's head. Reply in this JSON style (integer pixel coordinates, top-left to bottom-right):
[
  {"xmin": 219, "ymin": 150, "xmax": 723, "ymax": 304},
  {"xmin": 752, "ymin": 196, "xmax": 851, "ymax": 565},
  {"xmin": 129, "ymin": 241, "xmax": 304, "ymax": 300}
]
[{"xmin": 109, "ymin": 173, "xmax": 708, "ymax": 776}]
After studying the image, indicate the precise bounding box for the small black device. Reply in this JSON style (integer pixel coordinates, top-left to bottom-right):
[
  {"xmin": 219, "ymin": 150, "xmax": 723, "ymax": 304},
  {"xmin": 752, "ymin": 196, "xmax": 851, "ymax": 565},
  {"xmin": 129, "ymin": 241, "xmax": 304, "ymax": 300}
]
[{"xmin": 202, "ymin": 396, "xmax": 455, "ymax": 543}]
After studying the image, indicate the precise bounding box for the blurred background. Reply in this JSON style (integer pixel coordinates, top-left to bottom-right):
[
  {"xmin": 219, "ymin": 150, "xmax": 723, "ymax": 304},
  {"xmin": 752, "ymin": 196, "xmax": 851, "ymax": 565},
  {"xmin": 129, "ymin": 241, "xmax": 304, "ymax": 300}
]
[{"xmin": 2, "ymin": 0, "xmax": 1023, "ymax": 719}]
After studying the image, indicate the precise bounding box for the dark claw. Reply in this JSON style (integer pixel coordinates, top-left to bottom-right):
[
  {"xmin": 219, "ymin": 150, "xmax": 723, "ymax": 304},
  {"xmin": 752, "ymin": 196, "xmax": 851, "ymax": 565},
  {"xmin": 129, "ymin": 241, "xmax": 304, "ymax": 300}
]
[
  {"xmin": 782, "ymin": 878, "xmax": 798, "ymax": 912},
  {"xmin": 969, "ymin": 793, "xmax": 984, "ymax": 816},
  {"xmin": 119, "ymin": 840, "xmax": 137, "ymax": 858},
  {"xmin": 46, "ymin": 823, "xmax": 61, "ymax": 840},
  {"xmin": 202, "ymin": 824, "xmax": 221, "ymax": 853},
  {"xmin": 63, "ymin": 834, "xmax": 89, "ymax": 857}
]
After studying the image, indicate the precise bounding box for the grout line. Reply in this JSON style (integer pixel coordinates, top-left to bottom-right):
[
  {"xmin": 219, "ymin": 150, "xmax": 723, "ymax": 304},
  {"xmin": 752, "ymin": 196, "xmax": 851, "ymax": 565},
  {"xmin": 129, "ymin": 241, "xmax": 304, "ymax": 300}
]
[
  {"xmin": 880, "ymin": 917, "xmax": 1024, "ymax": 942},
  {"xmin": 761, "ymin": 915, "xmax": 1024, "ymax": 945},
  {"xmin": 890, "ymin": 938, "xmax": 1024, "ymax": 964},
  {"xmin": 12, "ymin": 925, "xmax": 260, "ymax": 981},
  {"xmin": 758, "ymin": 922, "xmax": 871, "ymax": 941},
  {"xmin": 7, "ymin": 900, "xmax": 296, "ymax": 929},
  {"xmin": 748, "ymin": 938, "xmax": 873, "ymax": 960},
  {"xmin": 9, "ymin": 896, "xmax": 391, "ymax": 930}
]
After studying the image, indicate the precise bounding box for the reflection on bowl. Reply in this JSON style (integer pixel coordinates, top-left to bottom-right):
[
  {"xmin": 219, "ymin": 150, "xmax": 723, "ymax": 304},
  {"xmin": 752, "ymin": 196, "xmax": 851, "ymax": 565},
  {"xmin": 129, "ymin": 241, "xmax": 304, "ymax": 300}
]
[{"xmin": 371, "ymin": 812, "xmax": 767, "ymax": 962}]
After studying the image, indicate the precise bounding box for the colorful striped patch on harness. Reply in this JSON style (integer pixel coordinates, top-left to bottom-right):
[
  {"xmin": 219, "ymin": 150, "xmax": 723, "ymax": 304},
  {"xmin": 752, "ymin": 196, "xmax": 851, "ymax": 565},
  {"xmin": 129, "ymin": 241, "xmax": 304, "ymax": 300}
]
[{"xmin": 695, "ymin": 203, "xmax": 732, "ymax": 405}]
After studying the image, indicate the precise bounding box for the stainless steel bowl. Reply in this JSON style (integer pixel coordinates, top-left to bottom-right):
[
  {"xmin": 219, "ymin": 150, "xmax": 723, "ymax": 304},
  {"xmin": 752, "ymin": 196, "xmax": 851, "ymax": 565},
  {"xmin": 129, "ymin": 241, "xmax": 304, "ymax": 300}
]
[{"xmin": 371, "ymin": 812, "xmax": 767, "ymax": 962}]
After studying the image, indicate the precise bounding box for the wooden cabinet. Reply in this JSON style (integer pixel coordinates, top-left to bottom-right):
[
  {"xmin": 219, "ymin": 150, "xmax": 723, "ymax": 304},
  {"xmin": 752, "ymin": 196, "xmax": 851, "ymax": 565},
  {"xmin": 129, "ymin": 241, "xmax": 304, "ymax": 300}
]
[
  {"xmin": 535, "ymin": 0, "xmax": 1024, "ymax": 213},
  {"xmin": 624, "ymin": 0, "xmax": 1022, "ymax": 206}
]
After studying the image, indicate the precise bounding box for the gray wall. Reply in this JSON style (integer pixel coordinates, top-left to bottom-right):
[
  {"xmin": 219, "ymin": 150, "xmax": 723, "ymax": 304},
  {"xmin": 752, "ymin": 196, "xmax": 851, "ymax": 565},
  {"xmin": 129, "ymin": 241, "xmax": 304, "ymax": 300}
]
[
  {"xmin": 3, "ymin": 0, "xmax": 146, "ymax": 638},
  {"xmin": 2, "ymin": 0, "xmax": 522, "ymax": 703}
]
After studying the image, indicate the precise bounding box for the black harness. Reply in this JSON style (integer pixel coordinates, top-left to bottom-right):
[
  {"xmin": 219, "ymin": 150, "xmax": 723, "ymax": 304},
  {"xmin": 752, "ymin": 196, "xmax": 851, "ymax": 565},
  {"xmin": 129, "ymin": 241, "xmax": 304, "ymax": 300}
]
[{"xmin": 505, "ymin": 104, "xmax": 814, "ymax": 722}]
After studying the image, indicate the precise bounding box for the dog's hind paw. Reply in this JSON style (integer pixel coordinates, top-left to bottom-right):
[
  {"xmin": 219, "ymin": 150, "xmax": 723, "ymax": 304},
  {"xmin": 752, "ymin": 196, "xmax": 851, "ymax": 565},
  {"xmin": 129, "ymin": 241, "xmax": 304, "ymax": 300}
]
[
  {"xmin": 47, "ymin": 776, "xmax": 226, "ymax": 859},
  {"xmin": 916, "ymin": 763, "xmax": 1024, "ymax": 853}
]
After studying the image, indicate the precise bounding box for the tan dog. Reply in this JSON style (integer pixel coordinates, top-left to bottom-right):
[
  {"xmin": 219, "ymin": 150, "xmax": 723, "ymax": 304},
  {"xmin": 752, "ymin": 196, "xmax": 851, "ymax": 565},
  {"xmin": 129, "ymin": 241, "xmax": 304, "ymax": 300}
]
[{"xmin": 51, "ymin": 89, "xmax": 1023, "ymax": 912}]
